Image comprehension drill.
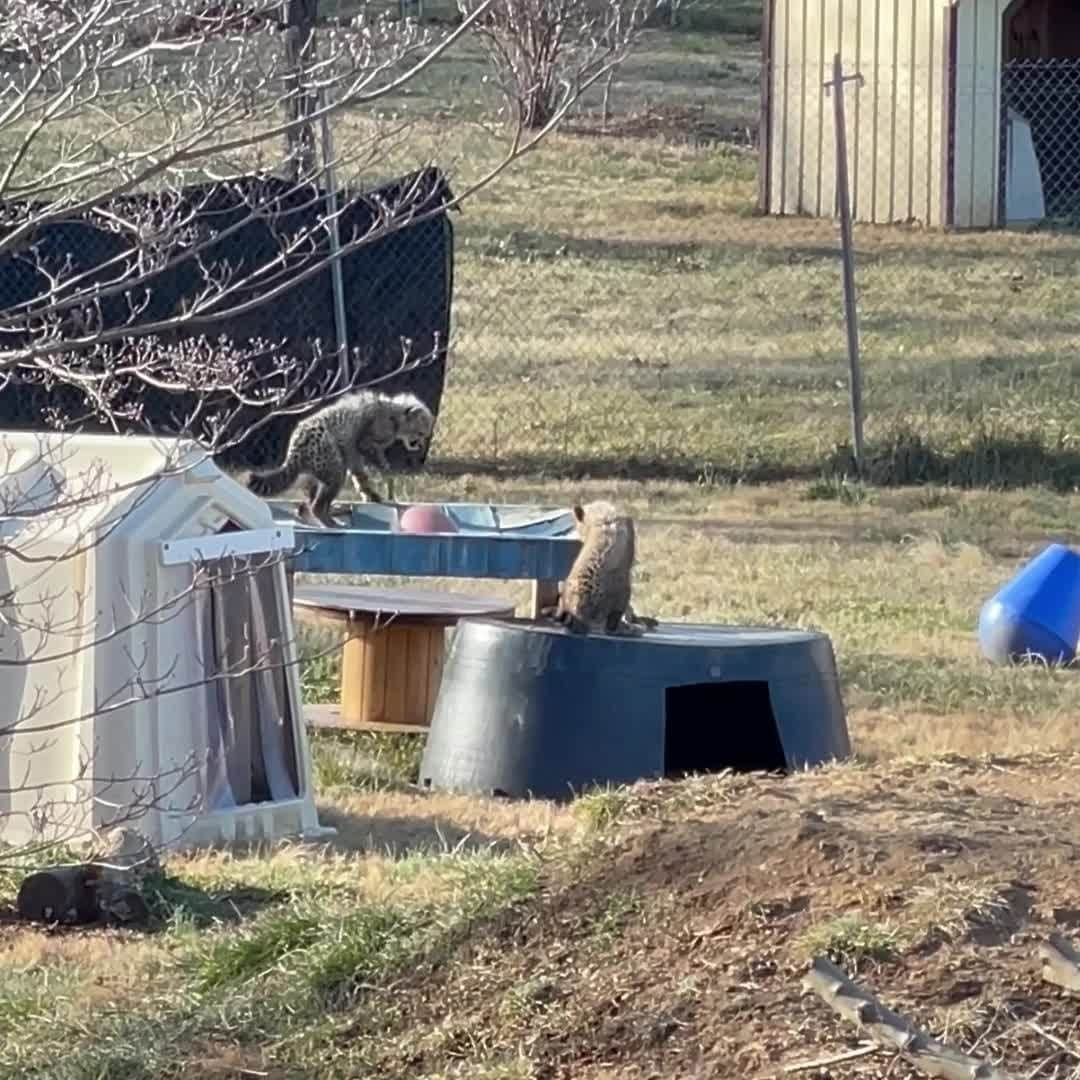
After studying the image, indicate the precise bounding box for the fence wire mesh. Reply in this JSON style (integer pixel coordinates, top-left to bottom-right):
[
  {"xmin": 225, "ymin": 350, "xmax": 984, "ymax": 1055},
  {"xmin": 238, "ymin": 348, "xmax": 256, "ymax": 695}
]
[
  {"xmin": 427, "ymin": 43, "xmax": 1080, "ymax": 490},
  {"xmin": 1001, "ymin": 58, "xmax": 1080, "ymax": 223},
  {"xmin": 6, "ymin": 3, "xmax": 1080, "ymax": 491}
]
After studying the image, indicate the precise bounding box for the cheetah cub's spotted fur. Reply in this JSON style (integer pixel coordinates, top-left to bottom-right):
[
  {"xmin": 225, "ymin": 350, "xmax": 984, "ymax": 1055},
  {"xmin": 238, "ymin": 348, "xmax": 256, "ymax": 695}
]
[
  {"xmin": 246, "ymin": 389, "xmax": 434, "ymax": 527},
  {"xmin": 553, "ymin": 499, "xmax": 657, "ymax": 636}
]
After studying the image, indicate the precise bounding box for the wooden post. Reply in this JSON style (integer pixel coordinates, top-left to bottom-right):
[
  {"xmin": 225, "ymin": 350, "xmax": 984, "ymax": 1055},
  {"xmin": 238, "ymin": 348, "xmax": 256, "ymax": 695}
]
[
  {"xmin": 284, "ymin": 0, "xmax": 319, "ymax": 181},
  {"xmin": 827, "ymin": 54, "xmax": 866, "ymax": 477},
  {"xmin": 339, "ymin": 617, "xmax": 445, "ymax": 731}
]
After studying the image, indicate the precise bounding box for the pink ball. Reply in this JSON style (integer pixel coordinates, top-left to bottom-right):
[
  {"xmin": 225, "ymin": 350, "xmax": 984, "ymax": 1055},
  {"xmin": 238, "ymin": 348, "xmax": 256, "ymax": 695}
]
[{"xmin": 399, "ymin": 505, "xmax": 459, "ymax": 535}]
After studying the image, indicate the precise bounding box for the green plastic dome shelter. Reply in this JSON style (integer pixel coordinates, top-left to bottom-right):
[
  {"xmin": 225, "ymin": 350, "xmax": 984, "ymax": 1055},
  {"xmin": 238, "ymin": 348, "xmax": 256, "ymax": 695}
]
[{"xmin": 420, "ymin": 619, "xmax": 852, "ymax": 801}]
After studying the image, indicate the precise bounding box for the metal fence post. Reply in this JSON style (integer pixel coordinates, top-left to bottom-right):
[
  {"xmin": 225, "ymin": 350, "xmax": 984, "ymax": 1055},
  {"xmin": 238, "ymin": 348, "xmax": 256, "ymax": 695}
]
[
  {"xmin": 825, "ymin": 53, "xmax": 866, "ymax": 477},
  {"xmin": 319, "ymin": 89, "xmax": 350, "ymax": 388},
  {"xmin": 284, "ymin": 0, "xmax": 319, "ymax": 181}
]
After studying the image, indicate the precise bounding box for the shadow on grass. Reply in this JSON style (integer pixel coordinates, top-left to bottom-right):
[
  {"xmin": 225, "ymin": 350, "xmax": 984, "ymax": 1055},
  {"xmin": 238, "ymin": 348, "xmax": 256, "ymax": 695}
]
[
  {"xmin": 0, "ymin": 875, "xmax": 286, "ymax": 938},
  {"xmin": 430, "ymin": 454, "xmax": 818, "ymax": 485},
  {"xmin": 458, "ymin": 222, "xmax": 1080, "ymax": 275},
  {"xmin": 319, "ymin": 804, "xmax": 518, "ymax": 857},
  {"xmin": 434, "ymin": 431, "xmax": 1080, "ymax": 491},
  {"xmin": 151, "ymin": 875, "xmax": 287, "ymax": 929},
  {"xmin": 825, "ymin": 431, "xmax": 1080, "ymax": 492}
]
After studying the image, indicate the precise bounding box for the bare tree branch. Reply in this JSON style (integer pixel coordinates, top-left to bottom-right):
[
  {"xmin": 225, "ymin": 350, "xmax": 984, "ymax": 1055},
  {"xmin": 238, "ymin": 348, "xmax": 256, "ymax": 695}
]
[{"xmin": 0, "ymin": 0, "xmax": 653, "ymax": 864}]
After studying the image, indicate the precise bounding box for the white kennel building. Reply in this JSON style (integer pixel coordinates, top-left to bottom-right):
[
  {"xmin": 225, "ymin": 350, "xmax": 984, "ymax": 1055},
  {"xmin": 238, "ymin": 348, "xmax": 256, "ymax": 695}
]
[
  {"xmin": 760, "ymin": 0, "xmax": 1080, "ymax": 228},
  {"xmin": 0, "ymin": 433, "xmax": 330, "ymax": 851}
]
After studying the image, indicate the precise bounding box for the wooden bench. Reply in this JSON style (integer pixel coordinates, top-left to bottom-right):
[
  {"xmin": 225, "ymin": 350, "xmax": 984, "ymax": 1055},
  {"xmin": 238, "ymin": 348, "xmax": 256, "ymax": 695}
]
[{"xmin": 293, "ymin": 585, "xmax": 516, "ymax": 733}]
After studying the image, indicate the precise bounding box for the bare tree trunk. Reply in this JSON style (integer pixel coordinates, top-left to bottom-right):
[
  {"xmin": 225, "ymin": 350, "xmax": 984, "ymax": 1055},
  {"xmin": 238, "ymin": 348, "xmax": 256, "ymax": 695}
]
[
  {"xmin": 601, "ymin": 69, "xmax": 616, "ymax": 128},
  {"xmin": 521, "ymin": 89, "xmax": 555, "ymax": 130},
  {"xmin": 284, "ymin": 0, "xmax": 320, "ymax": 180}
]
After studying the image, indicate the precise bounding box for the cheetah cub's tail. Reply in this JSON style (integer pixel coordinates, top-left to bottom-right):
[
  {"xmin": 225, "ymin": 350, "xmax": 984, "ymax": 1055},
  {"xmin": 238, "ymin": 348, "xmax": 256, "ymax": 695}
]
[{"xmin": 247, "ymin": 457, "xmax": 301, "ymax": 498}]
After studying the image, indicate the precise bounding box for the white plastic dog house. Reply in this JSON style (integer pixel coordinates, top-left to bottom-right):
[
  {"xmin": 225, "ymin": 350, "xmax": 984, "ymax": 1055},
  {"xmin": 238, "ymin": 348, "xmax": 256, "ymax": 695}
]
[{"xmin": 0, "ymin": 431, "xmax": 331, "ymax": 850}]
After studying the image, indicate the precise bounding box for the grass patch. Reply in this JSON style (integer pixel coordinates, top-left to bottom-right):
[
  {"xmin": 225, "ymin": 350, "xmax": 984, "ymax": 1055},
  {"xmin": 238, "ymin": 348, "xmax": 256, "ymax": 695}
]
[
  {"xmin": 906, "ymin": 881, "xmax": 1019, "ymax": 945},
  {"xmin": 804, "ymin": 474, "xmax": 875, "ymax": 504},
  {"xmin": 797, "ymin": 915, "xmax": 902, "ymax": 971},
  {"xmin": 499, "ymin": 975, "xmax": 563, "ymax": 1020},
  {"xmin": 300, "ymin": 648, "xmax": 341, "ymax": 706},
  {"xmin": 1, "ymin": 847, "xmax": 545, "ymax": 1079},
  {"xmin": 310, "ymin": 729, "xmax": 426, "ymax": 791},
  {"xmin": 574, "ymin": 786, "xmax": 633, "ymax": 831},
  {"xmin": 589, "ymin": 889, "xmax": 644, "ymax": 943},
  {"xmin": 190, "ymin": 904, "xmax": 326, "ymax": 990}
]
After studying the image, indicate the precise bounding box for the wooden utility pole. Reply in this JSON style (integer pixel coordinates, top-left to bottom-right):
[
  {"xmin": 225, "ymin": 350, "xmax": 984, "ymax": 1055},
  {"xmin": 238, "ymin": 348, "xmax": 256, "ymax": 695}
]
[
  {"xmin": 825, "ymin": 54, "xmax": 866, "ymax": 476},
  {"xmin": 284, "ymin": 0, "xmax": 319, "ymax": 181}
]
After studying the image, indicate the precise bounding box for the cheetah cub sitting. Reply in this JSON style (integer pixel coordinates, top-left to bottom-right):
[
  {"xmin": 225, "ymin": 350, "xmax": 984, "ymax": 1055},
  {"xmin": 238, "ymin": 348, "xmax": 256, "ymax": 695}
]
[
  {"xmin": 552, "ymin": 499, "xmax": 658, "ymax": 636},
  {"xmin": 246, "ymin": 389, "xmax": 434, "ymax": 527}
]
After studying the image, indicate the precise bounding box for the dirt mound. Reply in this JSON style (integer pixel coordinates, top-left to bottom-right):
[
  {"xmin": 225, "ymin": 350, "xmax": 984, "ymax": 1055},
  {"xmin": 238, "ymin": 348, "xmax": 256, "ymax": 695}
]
[{"xmin": 362, "ymin": 755, "xmax": 1080, "ymax": 1078}]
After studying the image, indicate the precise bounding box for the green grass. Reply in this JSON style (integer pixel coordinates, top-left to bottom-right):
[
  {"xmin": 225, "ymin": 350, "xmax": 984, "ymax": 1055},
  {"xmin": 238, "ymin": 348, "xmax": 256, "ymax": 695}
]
[
  {"xmin": 573, "ymin": 786, "xmax": 634, "ymax": 831},
  {"xmin": 309, "ymin": 727, "xmax": 426, "ymax": 790},
  {"xmin": 434, "ymin": 135, "xmax": 1080, "ymax": 484},
  {"xmin": 797, "ymin": 915, "xmax": 902, "ymax": 971},
  {"xmin": 0, "ymin": 846, "xmax": 545, "ymax": 1079}
]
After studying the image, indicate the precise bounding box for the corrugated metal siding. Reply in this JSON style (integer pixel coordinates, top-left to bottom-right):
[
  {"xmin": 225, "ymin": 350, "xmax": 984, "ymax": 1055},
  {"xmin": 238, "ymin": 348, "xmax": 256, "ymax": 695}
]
[
  {"xmin": 766, "ymin": 0, "xmax": 1005, "ymax": 228},
  {"xmin": 952, "ymin": 0, "xmax": 1009, "ymax": 227}
]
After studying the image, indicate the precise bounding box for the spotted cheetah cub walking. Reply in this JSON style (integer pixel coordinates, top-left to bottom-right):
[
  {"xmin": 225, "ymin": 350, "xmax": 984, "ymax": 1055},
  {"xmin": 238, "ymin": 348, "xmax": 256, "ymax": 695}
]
[
  {"xmin": 554, "ymin": 500, "xmax": 657, "ymax": 636},
  {"xmin": 246, "ymin": 389, "xmax": 434, "ymax": 527}
]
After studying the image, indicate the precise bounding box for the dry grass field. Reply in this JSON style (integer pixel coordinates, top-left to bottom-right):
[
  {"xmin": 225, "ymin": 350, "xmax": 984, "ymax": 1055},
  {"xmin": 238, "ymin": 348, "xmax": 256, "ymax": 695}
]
[
  {"xmin": 7, "ymin": 2, "xmax": 1080, "ymax": 1077},
  {"xmin": 7, "ymin": 754, "xmax": 1080, "ymax": 1078}
]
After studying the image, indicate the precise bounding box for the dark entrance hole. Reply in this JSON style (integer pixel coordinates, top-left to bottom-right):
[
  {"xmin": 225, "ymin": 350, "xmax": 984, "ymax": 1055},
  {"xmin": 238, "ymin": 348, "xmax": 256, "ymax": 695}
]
[
  {"xmin": 1006, "ymin": 0, "xmax": 1080, "ymax": 62},
  {"xmin": 664, "ymin": 681, "xmax": 787, "ymax": 778}
]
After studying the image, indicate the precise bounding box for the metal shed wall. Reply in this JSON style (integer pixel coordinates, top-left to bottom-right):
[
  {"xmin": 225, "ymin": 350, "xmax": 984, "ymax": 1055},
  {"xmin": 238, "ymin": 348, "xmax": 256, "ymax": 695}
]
[
  {"xmin": 763, "ymin": 0, "xmax": 1008, "ymax": 229},
  {"xmin": 951, "ymin": 0, "xmax": 1011, "ymax": 228}
]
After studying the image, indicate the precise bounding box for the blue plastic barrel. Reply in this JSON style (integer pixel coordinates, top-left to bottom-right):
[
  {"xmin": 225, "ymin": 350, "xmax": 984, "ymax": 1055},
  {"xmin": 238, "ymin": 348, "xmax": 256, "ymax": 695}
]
[{"xmin": 978, "ymin": 543, "xmax": 1080, "ymax": 665}]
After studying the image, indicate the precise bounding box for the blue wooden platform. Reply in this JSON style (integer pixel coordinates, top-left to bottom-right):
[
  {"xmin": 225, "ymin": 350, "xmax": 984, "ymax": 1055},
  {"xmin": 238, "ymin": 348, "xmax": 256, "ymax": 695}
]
[{"xmin": 278, "ymin": 502, "xmax": 581, "ymax": 581}]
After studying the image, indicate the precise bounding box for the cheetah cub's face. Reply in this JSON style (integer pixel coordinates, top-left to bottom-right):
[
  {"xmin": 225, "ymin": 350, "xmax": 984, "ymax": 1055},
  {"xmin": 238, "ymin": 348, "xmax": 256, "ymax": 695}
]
[
  {"xmin": 572, "ymin": 500, "xmax": 619, "ymax": 534},
  {"xmin": 395, "ymin": 400, "xmax": 436, "ymax": 459}
]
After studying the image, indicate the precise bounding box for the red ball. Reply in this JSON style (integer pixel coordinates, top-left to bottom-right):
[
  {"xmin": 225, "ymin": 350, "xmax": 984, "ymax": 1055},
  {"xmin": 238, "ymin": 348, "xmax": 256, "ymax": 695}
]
[{"xmin": 399, "ymin": 505, "xmax": 459, "ymax": 534}]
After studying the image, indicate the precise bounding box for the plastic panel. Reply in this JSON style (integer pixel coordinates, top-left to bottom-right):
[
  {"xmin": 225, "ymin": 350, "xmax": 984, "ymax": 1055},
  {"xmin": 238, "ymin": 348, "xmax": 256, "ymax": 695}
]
[{"xmin": 286, "ymin": 503, "xmax": 581, "ymax": 581}]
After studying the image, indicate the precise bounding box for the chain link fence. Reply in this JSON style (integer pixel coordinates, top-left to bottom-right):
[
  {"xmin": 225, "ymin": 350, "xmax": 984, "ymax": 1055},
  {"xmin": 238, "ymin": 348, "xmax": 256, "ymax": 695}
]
[
  {"xmin": 6, "ymin": 3, "xmax": 1080, "ymax": 491},
  {"xmin": 1001, "ymin": 58, "xmax": 1080, "ymax": 223},
  {"xmin": 0, "ymin": 170, "xmax": 453, "ymax": 470},
  {"xmin": 428, "ymin": 5, "xmax": 783, "ymax": 481},
  {"xmin": 426, "ymin": 32, "xmax": 1080, "ymax": 490}
]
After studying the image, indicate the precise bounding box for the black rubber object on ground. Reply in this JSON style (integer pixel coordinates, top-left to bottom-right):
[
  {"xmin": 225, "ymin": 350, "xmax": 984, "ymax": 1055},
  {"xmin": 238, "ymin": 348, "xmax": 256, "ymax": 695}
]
[{"xmin": 419, "ymin": 619, "xmax": 851, "ymax": 800}]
